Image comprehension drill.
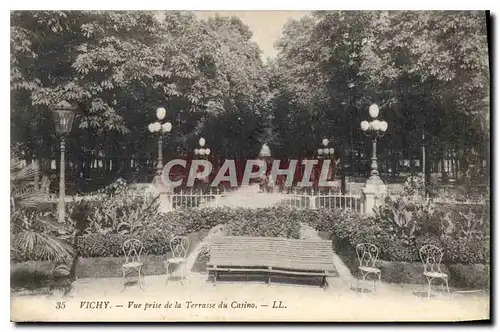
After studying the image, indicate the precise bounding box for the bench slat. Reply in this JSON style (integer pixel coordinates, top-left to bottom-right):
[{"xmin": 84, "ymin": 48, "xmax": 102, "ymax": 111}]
[
  {"xmin": 207, "ymin": 267, "xmax": 336, "ymax": 277},
  {"xmin": 208, "ymin": 236, "xmax": 336, "ymax": 277}
]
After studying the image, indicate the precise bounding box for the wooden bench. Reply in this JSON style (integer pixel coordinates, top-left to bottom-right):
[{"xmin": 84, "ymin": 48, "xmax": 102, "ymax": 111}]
[{"xmin": 207, "ymin": 236, "xmax": 337, "ymax": 289}]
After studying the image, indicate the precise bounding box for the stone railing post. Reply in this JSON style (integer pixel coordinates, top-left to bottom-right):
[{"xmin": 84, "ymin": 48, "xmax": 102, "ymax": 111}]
[
  {"xmin": 155, "ymin": 177, "xmax": 174, "ymax": 213},
  {"xmin": 159, "ymin": 191, "xmax": 173, "ymax": 213},
  {"xmin": 213, "ymin": 194, "xmax": 221, "ymax": 207},
  {"xmin": 309, "ymin": 196, "xmax": 317, "ymax": 209},
  {"xmin": 362, "ymin": 177, "xmax": 387, "ymax": 216}
]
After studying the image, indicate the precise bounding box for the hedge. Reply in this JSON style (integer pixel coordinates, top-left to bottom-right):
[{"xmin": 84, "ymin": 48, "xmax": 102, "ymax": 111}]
[
  {"xmin": 308, "ymin": 208, "xmax": 490, "ymax": 265},
  {"xmin": 11, "ymin": 206, "xmax": 488, "ymax": 266},
  {"xmin": 76, "ymin": 206, "xmax": 301, "ymax": 257},
  {"xmin": 12, "ymin": 207, "xmax": 302, "ymax": 260}
]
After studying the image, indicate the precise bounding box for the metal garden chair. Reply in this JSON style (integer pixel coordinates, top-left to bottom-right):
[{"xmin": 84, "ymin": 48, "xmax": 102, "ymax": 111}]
[
  {"xmin": 165, "ymin": 236, "xmax": 190, "ymax": 285},
  {"xmin": 419, "ymin": 244, "xmax": 450, "ymax": 298},
  {"xmin": 122, "ymin": 239, "xmax": 145, "ymax": 290},
  {"xmin": 356, "ymin": 243, "xmax": 382, "ymax": 293}
]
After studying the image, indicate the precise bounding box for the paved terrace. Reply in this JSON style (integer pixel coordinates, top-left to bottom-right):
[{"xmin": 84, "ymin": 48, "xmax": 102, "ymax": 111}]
[{"xmin": 11, "ymin": 273, "xmax": 489, "ymax": 322}]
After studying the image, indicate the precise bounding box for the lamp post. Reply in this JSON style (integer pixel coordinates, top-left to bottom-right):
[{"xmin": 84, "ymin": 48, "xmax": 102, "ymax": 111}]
[
  {"xmin": 148, "ymin": 107, "xmax": 172, "ymax": 180},
  {"xmin": 259, "ymin": 143, "xmax": 271, "ymax": 171},
  {"xmin": 194, "ymin": 138, "xmax": 211, "ymax": 183},
  {"xmin": 316, "ymin": 138, "xmax": 336, "ymax": 191},
  {"xmin": 360, "ymin": 104, "xmax": 388, "ymax": 184},
  {"xmin": 51, "ymin": 101, "xmax": 78, "ymax": 223},
  {"xmin": 194, "ymin": 137, "xmax": 211, "ymax": 160},
  {"xmin": 317, "ymin": 138, "xmax": 335, "ymax": 159},
  {"xmin": 259, "ymin": 143, "xmax": 271, "ymax": 192}
]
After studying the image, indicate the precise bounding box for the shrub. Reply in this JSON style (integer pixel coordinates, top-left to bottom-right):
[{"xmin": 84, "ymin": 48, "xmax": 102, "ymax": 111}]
[
  {"xmin": 224, "ymin": 207, "xmax": 301, "ymax": 239},
  {"xmin": 306, "ymin": 206, "xmax": 488, "ymax": 266},
  {"xmin": 441, "ymin": 237, "xmax": 490, "ymax": 265},
  {"xmin": 12, "ymin": 189, "xmax": 490, "ymax": 267},
  {"xmin": 447, "ymin": 264, "xmax": 490, "ymax": 290},
  {"xmin": 76, "ymin": 231, "xmax": 173, "ymax": 257},
  {"xmin": 73, "ymin": 206, "xmax": 302, "ymax": 258}
]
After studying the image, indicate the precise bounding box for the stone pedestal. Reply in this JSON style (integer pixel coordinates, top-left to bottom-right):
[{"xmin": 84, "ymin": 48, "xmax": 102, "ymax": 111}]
[
  {"xmin": 362, "ymin": 175, "xmax": 387, "ymax": 216},
  {"xmin": 149, "ymin": 176, "xmax": 174, "ymax": 213},
  {"xmin": 158, "ymin": 191, "xmax": 173, "ymax": 213}
]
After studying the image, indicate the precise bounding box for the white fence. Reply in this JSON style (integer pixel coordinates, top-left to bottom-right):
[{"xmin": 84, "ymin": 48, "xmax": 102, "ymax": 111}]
[
  {"xmin": 35, "ymin": 185, "xmax": 487, "ymax": 217},
  {"xmin": 169, "ymin": 188, "xmax": 364, "ymax": 213}
]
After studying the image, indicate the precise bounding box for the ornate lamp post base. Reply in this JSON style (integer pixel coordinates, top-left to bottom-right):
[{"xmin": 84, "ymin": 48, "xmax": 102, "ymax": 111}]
[
  {"xmin": 148, "ymin": 107, "xmax": 173, "ymax": 212},
  {"xmin": 360, "ymin": 104, "xmax": 388, "ymax": 215},
  {"xmin": 366, "ymin": 174, "xmax": 385, "ymax": 186}
]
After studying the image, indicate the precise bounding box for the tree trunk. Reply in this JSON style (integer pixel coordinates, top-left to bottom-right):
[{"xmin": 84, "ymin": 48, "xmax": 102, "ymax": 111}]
[{"xmin": 33, "ymin": 158, "xmax": 40, "ymax": 191}]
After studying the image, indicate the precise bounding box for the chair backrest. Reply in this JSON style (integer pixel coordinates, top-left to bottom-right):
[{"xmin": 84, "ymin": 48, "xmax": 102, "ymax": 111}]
[
  {"xmin": 419, "ymin": 244, "xmax": 444, "ymax": 274},
  {"xmin": 123, "ymin": 239, "xmax": 144, "ymax": 263},
  {"xmin": 170, "ymin": 236, "xmax": 190, "ymax": 259},
  {"xmin": 356, "ymin": 243, "xmax": 379, "ymax": 268}
]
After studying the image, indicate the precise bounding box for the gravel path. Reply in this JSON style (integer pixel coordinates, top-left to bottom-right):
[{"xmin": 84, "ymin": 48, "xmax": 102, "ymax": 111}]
[
  {"xmin": 299, "ymin": 222, "xmax": 355, "ymax": 284},
  {"xmin": 11, "ymin": 274, "xmax": 489, "ymax": 322}
]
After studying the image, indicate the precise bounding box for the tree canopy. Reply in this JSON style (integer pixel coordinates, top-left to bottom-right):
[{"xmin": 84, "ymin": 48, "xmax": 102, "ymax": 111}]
[
  {"xmin": 268, "ymin": 10, "xmax": 489, "ymax": 178},
  {"xmin": 11, "ymin": 10, "xmax": 268, "ymax": 165},
  {"xmin": 11, "ymin": 10, "xmax": 490, "ymax": 185}
]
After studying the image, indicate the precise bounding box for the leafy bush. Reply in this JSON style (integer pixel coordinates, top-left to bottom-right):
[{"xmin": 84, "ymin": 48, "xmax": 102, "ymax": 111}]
[
  {"xmin": 437, "ymin": 205, "xmax": 490, "ymax": 239},
  {"xmin": 76, "ymin": 232, "xmax": 172, "ymax": 257},
  {"xmin": 307, "ymin": 206, "xmax": 489, "ymax": 265},
  {"xmin": 83, "ymin": 179, "xmax": 161, "ymax": 236},
  {"xmin": 441, "ymin": 237, "xmax": 490, "ymax": 265},
  {"xmin": 12, "ymin": 176, "xmax": 489, "ymax": 267},
  {"xmin": 72, "ymin": 206, "xmax": 301, "ymax": 258},
  {"xmin": 224, "ymin": 207, "xmax": 301, "ymax": 239}
]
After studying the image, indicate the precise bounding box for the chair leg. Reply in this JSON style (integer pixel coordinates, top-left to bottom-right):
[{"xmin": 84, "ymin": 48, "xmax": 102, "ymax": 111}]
[
  {"xmin": 322, "ymin": 276, "xmax": 329, "ymax": 290},
  {"xmin": 165, "ymin": 262, "xmax": 170, "ymax": 285},
  {"xmin": 361, "ymin": 271, "xmax": 367, "ymax": 293},
  {"xmin": 213, "ymin": 272, "xmax": 217, "ymax": 286},
  {"xmin": 185, "ymin": 262, "xmax": 191, "ymax": 284},
  {"xmin": 138, "ymin": 267, "xmax": 144, "ymax": 290},
  {"xmin": 186, "ymin": 263, "xmax": 191, "ymax": 284},
  {"xmin": 356, "ymin": 270, "xmax": 361, "ymax": 293},
  {"xmin": 427, "ymin": 277, "xmax": 433, "ymax": 299},
  {"xmin": 444, "ymin": 277, "xmax": 450, "ymax": 294},
  {"xmin": 121, "ymin": 267, "xmax": 126, "ymax": 292}
]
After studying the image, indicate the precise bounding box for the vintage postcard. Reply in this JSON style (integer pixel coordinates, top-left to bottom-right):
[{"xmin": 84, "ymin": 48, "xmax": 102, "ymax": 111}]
[{"xmin": 10, "ymin": 9, "xmax": 490, "ymax": 322}]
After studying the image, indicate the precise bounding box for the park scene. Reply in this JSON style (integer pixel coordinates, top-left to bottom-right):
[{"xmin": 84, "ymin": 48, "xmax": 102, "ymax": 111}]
[{"xmin": 10, "ymin": 10, "xmax": 490, "ymax": 322}]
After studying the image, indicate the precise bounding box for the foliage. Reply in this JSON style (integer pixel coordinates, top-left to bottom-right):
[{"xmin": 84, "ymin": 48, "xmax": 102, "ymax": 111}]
[
  {"xmin": 374, "ymin": 175, "xmax": 443, "ymax": 242},
  {"xmin": 10, "ymin": 211, "xmax": 75, "ymax": 263},
  {"xmin": 14, "ymin": 205, "xmax": 303, "ymax": 259},
  {"xmin": 439, "ymin": 209, "xmax": 489, "ymax": 240},
  {"xmin": 307, "ymin": 206, "xmax": 488, "ymax": 264},
  {"xmin": 10, "ymin": 155, "xmax": 48, "ymax": 208},
  {"xmin": 11, "ymin": 170, "xmax": 489, "ymax": 266},
  {"xmin": 223, "ymin": 207, "xmax": 301, "ymax": 239},
  {"xmin": 270, "ymin": 11, "xmax": 489, "ymax": 179},
  {"xmin": 84, "ymin": 179, "xmax": 161, "ymax": 236},
  {"xmin": 75, "ymin": 206, "xmax": 301, "ymax": 257},
  {"xmin": 441, "ymin": 237, "xmax": 490, "ymax": 265},
  {"xmin": 11, "ymin": 10, "xmax": 269, "ymax": 167},
  {"xmin": 10, "ymin": 153, "xmax": 74, "ymax": 267}
]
